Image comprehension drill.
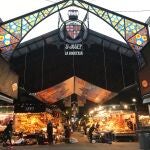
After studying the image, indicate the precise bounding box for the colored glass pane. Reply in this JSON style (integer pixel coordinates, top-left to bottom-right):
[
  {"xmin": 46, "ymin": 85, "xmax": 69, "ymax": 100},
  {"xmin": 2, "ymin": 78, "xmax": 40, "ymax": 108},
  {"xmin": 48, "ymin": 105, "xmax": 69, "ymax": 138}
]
[
  {"xmin": 115, "ymin": 19, "xmax": 125, "ymax": 37},
  {"xmin": 125, "ymin": 19, "xmax": 144, "ymax": 40},
  {"xmin": 97, "ymin": 10, "xmax": 104, "ymax": 17},
  {"xmin": 52, "ymin": 6, "xmax": 59, "ymax": 13},
  {"xmin": 102, "ymin": 12, "xmax": 111, "ymax": 24},
  {"xmin": 42, "ymin": 10, "xmax": 49, "ymax": 17},
  {"xmin": 108, "ymin": 13, "xmax": 122, "ymax": 26},
  {"xmin": 128, "ymin": 27, "xmax": 148, "ymax": 48},
  {"xmin": 25, "ymin": 14, "xmax": 37, "ymax": 27},
  {"xmin": 35, "ymin": 12, "xmax": 45, "ymax": 24},
  {"xmin": 74, "ymin": 0, "xmax": 84, "ymax": 8},
  {"xmin": 22, "ymin": 18, "xmax": 32, "ymax": 37},
  {"xmin": 1, "ymin": 43, "xmax": 19, "ymax": 60}
]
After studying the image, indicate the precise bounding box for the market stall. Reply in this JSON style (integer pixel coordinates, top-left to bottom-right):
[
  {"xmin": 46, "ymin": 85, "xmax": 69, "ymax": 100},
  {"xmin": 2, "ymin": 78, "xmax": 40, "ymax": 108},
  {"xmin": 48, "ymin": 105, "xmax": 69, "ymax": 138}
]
[
  {"xmin": 86, "ymin": 106, "xmax": 150, "ymax": 142},
  {"xmin": 88, "ymin": 110, "xmax": 136, "ymax": 133},
  {"xmin": 14, "ymin": 112, "xmax": 61, "ymax": 134},
  {"xmin": 0, "ymin": 106, "xmax": 14, "ymax": 132}
]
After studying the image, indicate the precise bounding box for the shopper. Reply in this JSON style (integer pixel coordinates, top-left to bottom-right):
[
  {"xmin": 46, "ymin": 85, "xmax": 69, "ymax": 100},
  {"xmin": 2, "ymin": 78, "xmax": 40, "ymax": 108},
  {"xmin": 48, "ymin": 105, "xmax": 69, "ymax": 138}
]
[
  {"xmin": 88, "ymin": 124, "xmax": 95, "ymax": 143},
  {"xmin": 47, "ymin": 121, "xmax": 53, "ymax": 144},
  {"xmin": 64, "ymin": 125, "xmax": 71, "ymax": 143},
  {"xmin": 83, "ymin": 121, "xmax": 87, "ymax": 135},
  {"xmin": 2, "ymin": 120, "xmax": 13, "ymax": 146}
]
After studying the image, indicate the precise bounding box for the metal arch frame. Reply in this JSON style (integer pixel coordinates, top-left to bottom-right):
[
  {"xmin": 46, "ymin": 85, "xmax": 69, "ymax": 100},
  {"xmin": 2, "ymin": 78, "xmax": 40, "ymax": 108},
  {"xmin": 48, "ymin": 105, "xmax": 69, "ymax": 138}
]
[{"xmin": 0, "ymin": 0, "xmax": 149, "ymax": 65}]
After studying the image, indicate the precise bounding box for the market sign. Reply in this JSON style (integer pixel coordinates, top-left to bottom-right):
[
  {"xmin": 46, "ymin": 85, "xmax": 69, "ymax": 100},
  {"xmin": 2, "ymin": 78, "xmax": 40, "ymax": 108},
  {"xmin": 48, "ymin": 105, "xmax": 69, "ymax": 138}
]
[
  {"xmin": 59, "ymin": 10, "xmax": 88, "ymax": 56},
  {"xmin": 64, "ymin": 44, "xmax": 83, "ymax": 56}
]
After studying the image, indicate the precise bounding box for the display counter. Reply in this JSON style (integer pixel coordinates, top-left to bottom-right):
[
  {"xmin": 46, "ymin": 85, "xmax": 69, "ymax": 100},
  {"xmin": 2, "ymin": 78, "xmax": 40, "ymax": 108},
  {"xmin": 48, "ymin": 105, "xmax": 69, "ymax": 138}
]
[{"xmin": 14, "ymin": 112, "xmax": 60, "ymax": 134}]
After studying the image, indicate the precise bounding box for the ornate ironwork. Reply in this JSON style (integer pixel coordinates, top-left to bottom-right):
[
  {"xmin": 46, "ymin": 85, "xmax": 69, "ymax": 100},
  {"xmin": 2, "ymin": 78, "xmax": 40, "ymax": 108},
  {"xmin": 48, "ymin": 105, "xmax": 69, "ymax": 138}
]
[{"xmin": 0, "ymin": 0, "xmax": 149, "ymax": 67}]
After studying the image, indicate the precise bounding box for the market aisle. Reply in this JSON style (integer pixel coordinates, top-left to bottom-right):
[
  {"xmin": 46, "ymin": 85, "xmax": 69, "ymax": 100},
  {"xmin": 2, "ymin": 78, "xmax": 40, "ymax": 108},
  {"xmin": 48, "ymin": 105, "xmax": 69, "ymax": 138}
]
[
  {"xmin": 0, "ymin": 142, "xmax": 139, "ymax": 150},
  {"xmin": 0, "ymin": 132, "xmax": 139, "ymax": 150},
  {"xmin": 71, "ymin": 132, "xmax": 89, "ymax": 143}
]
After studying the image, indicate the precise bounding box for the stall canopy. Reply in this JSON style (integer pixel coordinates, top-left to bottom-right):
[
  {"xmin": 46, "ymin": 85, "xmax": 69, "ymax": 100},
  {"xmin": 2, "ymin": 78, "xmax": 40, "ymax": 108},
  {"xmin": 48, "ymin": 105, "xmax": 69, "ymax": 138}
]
[{"xmin": 35, "ymin": 76, "xmax": 117, "ymax": 104}]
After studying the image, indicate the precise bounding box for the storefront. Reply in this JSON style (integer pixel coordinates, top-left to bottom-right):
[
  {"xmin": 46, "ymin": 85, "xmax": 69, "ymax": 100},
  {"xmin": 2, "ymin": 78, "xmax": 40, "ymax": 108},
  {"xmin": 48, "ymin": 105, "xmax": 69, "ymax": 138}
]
[{"xmin": 86, "ymin": 105, "xmax": 150, "ymax": 141}]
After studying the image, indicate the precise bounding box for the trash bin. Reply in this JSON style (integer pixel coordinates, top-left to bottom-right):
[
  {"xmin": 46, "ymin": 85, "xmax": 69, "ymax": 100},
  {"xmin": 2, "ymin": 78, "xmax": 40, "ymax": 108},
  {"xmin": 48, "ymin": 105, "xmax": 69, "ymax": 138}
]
[{"xmin": 138, "ymin": 130, "xmax": 150, "ymax": 150}]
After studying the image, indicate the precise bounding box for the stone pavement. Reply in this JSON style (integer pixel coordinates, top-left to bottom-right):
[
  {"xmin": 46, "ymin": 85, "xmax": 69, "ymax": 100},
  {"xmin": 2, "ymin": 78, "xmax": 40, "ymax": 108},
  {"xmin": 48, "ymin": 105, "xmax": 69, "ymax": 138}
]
[{"xmin": 0, "ymin": 132, "xmax": 140, "ymax": 150}]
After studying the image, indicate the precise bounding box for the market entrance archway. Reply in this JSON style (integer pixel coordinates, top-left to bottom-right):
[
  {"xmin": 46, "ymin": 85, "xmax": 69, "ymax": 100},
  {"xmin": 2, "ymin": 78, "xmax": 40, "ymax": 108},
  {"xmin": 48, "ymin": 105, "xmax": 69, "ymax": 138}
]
[{"xmin": 0, "ymin": 0, "xmax": 149, "ymax": 67}]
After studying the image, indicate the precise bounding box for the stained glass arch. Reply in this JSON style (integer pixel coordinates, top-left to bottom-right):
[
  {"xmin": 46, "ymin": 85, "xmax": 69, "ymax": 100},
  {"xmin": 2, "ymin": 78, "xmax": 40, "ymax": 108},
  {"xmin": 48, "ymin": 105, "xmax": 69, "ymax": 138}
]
[{"xmin": 0, "ymin": 0, "xmax": 149, "ymax": 67}]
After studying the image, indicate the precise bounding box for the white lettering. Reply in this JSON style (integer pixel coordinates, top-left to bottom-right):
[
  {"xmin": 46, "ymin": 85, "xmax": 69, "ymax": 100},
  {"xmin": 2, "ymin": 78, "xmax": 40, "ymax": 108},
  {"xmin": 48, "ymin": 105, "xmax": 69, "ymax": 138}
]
[
  {"xmin": 65, "ymin": 44, "xmax": 82, "ymax": 50},
  {"xmin": 65, "ymin": 51, "xmax": 83, "ymax": 56}
]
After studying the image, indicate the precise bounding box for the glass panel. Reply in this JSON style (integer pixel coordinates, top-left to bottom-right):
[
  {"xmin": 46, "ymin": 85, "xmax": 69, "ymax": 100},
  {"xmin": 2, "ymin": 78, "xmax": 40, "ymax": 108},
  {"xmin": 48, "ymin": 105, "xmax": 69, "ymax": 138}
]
[
  {"xmin": 22, "ymin": 18, "xmax": 32, "ymax": 37},
  {"xmin": 125, "ymin": 19, "xmax": 144, "ymax": 40},
  {"xmin": 102, "ymin": 12, "xmax": 111, "ymax": 24},
  {"xmin": 35, "ymin": 12, "xmax": 45, "ymax": 24},
  {"xmin": 115, "ymin": 19, "xmax": 125, "ymax": 37},
  {"xmin": 1, "ymin": 43, "xmax": 19, "ymax": 60},
  {"xmin": 108, "ymin": 13, "xmax": 122, "ymax": 26},
  {"xmin": 2, "ymin": 19, "xmax": 22, "ymax": 39},
  {"xmin": 128, "ymin": 27, "xmax": 148, "ymax": 48}
]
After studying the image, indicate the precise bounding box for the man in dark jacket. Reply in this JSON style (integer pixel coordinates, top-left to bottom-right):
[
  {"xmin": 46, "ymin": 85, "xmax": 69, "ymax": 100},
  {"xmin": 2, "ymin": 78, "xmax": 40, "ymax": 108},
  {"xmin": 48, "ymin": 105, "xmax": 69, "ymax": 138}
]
[
  {"xmin": 3, "ymin": 120, "xmax": 13, "ymax": 146},
  {"xmin": 64, "ymin": 125, "xmax": 71, "ymax": 143},
  {"xmin": 47, "ymin": 121, "xmax": 53, "ymax": 144},
  {"xmin": 88, "ymin": 124, "xmax": 95, "ymax": 143}
]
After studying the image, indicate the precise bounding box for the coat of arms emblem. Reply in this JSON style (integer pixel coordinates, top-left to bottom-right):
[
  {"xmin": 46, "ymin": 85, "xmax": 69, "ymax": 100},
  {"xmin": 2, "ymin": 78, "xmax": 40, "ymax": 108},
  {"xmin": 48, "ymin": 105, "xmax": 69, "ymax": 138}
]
[{"xmin": 66, "ymin": 21, "xmax": 81, "ymax": 40}]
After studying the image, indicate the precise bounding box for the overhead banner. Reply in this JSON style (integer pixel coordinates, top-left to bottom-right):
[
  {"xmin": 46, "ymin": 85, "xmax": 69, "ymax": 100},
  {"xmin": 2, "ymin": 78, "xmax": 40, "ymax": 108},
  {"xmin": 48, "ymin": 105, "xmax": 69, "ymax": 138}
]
[{"xmin": 0, "ymin": 57, "xmax": 18, "ymax": 99}]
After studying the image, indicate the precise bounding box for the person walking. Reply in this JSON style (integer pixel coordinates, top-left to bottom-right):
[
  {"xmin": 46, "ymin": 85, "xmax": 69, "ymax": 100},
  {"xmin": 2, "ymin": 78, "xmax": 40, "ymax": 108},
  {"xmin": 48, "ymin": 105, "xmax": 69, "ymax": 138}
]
[
  {"xmin": 3, "ymin": 120, "xmax": 13, "ymax": 146},
  {"xmin": 64, "ymin": 125, "xmax": 71, "ymax": 143},
  {"xmin": 83, "ymin": 121, "xmax": 87, "ymax": 135},
  {"xmin": 47, "ymin": 121, "xmax": 53, "ymax": 144},
  {"xmin": 88, "ymin": 124, "xmax": 95, "ymax": 143}
]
